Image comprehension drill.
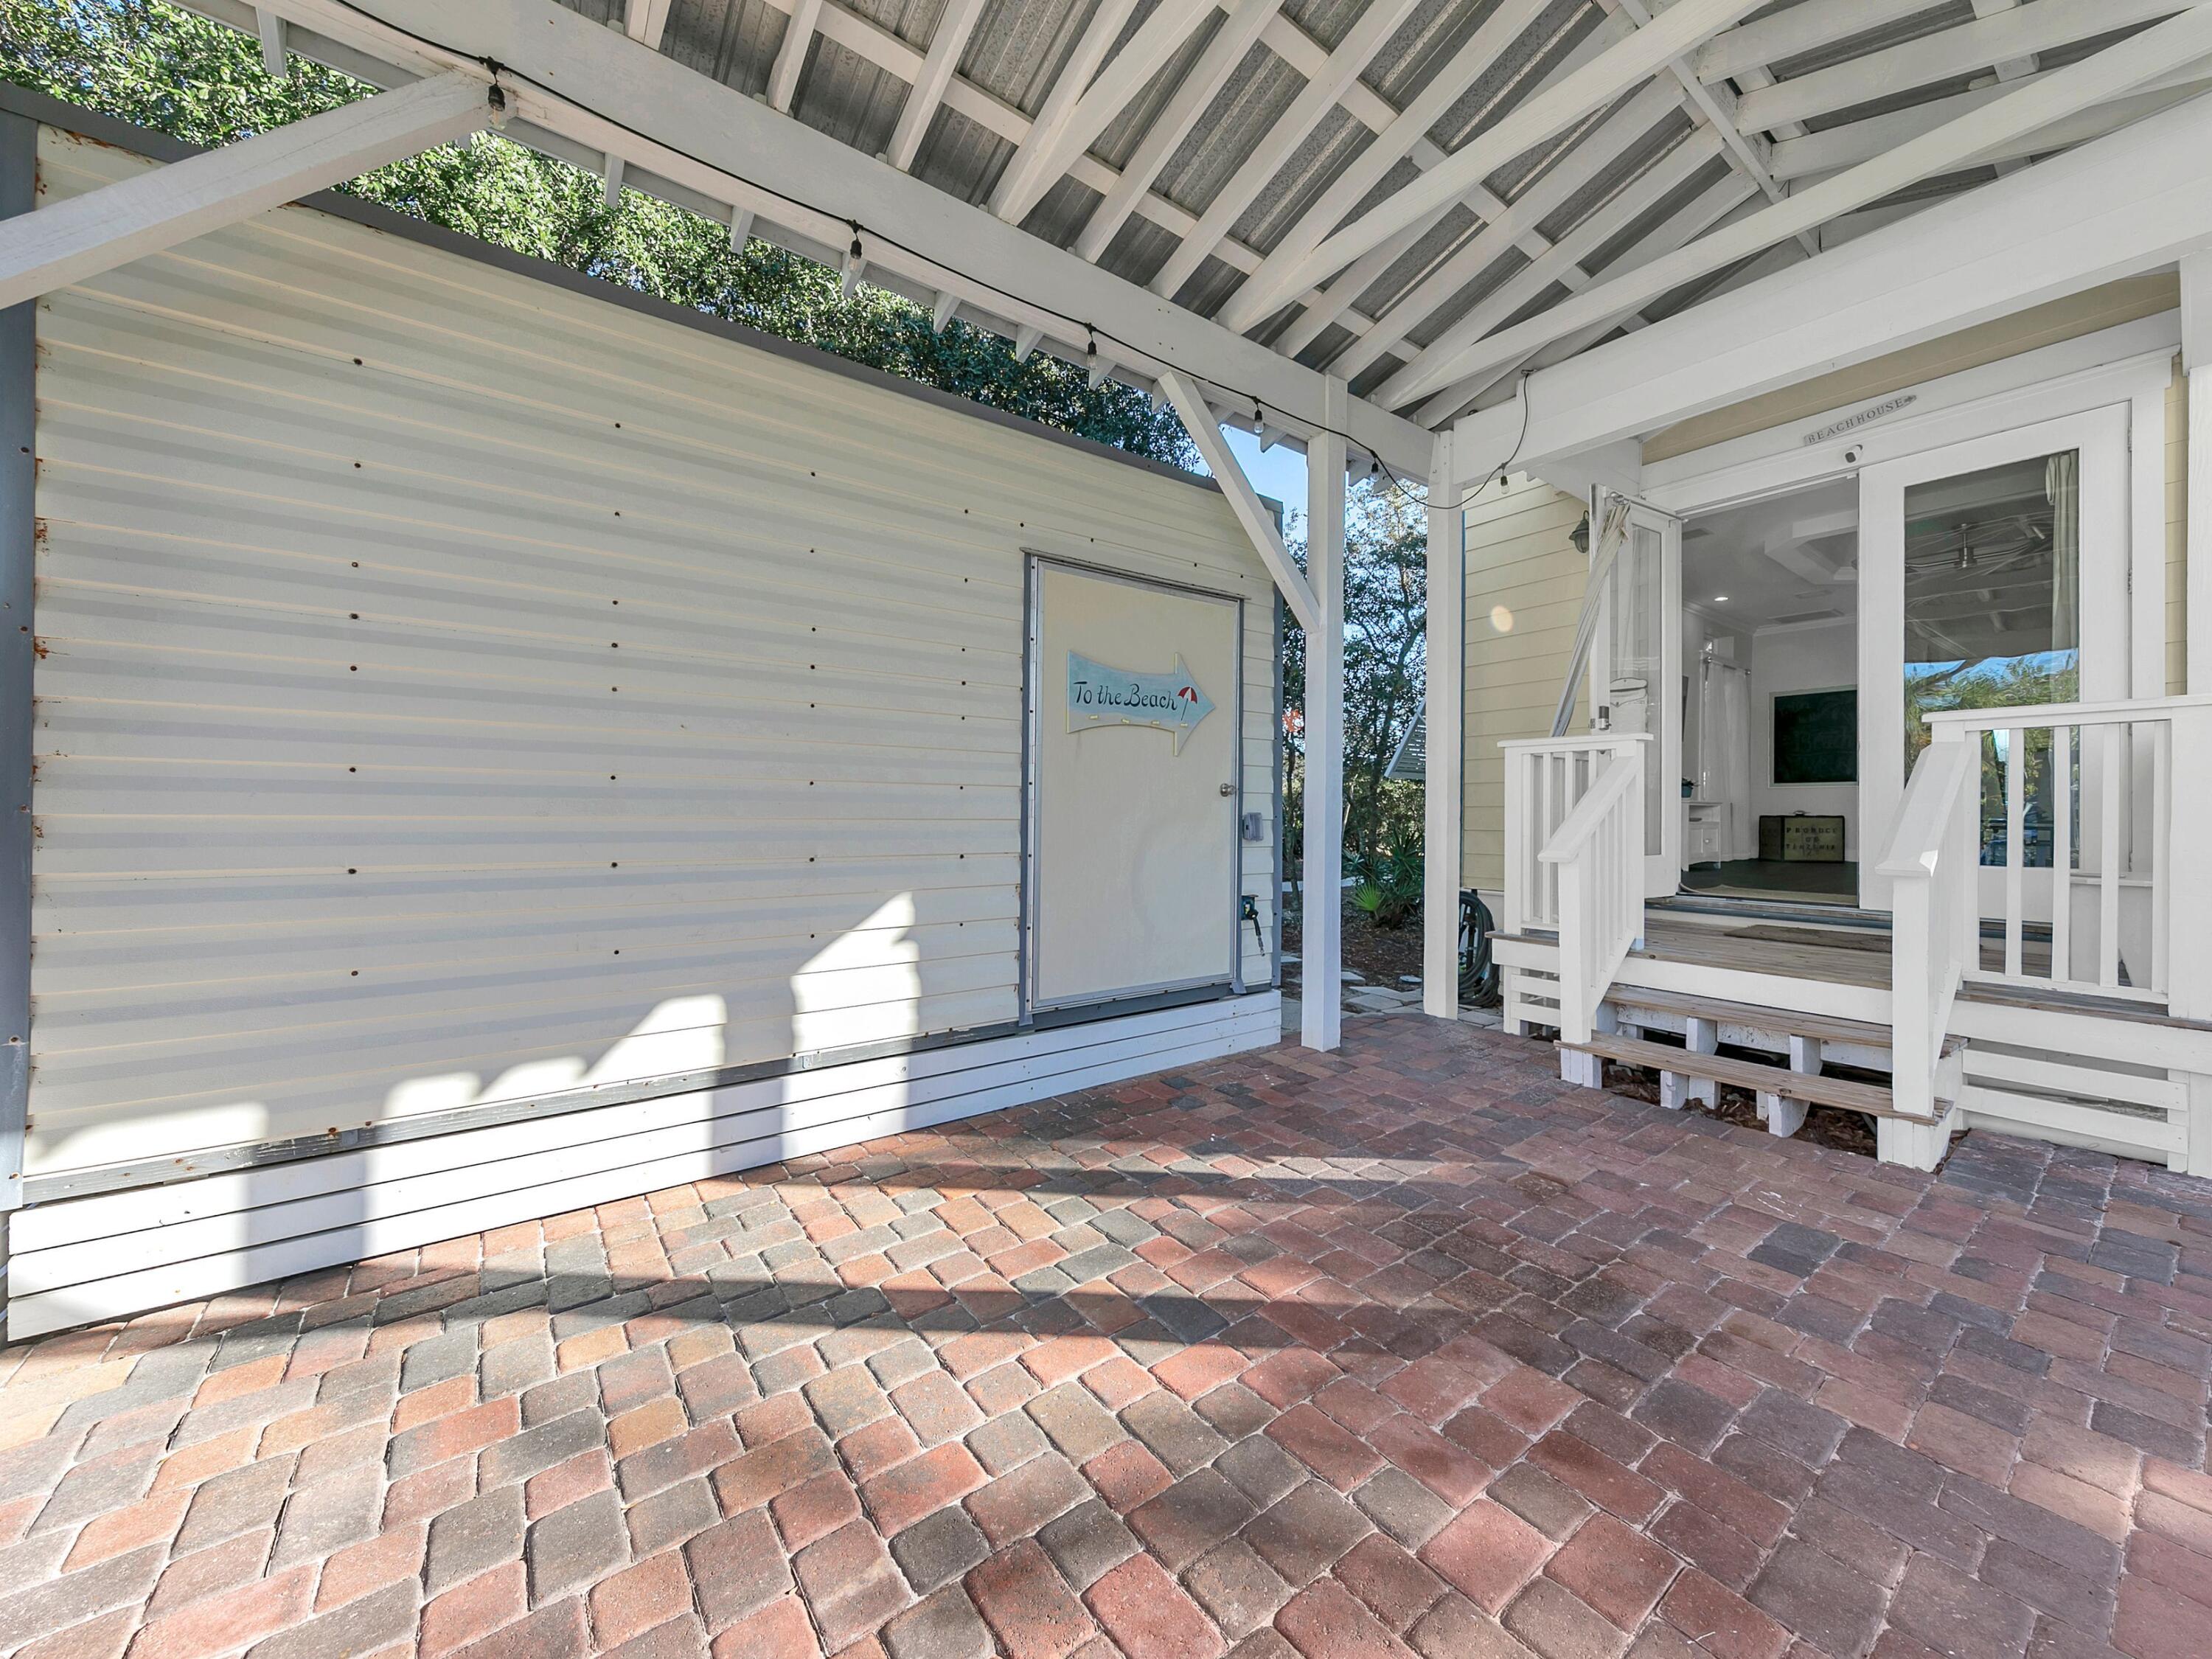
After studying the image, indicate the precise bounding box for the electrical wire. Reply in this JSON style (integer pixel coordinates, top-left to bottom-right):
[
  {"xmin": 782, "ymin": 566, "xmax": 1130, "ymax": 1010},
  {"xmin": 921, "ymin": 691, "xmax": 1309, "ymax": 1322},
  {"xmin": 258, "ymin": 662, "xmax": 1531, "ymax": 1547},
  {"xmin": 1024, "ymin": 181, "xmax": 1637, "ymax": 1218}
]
[{"xmin": 321, "ymin": 0, "xmax": 1503, "ymax": 513}]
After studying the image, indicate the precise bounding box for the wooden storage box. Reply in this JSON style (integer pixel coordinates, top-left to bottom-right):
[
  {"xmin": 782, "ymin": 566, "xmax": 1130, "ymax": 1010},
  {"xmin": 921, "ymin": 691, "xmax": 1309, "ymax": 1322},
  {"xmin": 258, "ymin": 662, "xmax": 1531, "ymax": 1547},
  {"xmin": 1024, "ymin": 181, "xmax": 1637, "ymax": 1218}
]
[{"xmin": 1758, "ymin": 813, "xmax": 1846, "ymax": 863}]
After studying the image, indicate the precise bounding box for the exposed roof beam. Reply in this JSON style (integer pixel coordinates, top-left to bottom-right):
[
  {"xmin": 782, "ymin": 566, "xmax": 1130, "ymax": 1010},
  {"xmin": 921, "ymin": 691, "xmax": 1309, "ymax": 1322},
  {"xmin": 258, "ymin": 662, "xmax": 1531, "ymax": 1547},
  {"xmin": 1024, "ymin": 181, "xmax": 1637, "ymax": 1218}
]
[
  {"xmin": 1410, "ymin": 175, "xmax": 1761, "ymax": 426},
  {"xmin": 1074, "ymin": 0, "xmax": 1284, "ymax": 262},
  {"xmin": 1694, "ymin": 0, "xmax": 1938, "ymax": 86},
  {"xmin": 1266, "ymin": 15, "xmax": 1632, "ymax": 363},
  {"xmin": 1220, "ymin": 0, "xmax": 1769, "ymax": 332},
  {"xmin": 1603, "ymin": 0, "xmax": 1818, "ymax": 259},
  {"xmin": 1327, "ymin": 80, "xmax": 1681, "ymax": 383},
  {"xmin": 622, "ymin": 0, "xmax": 673, "ymax": 49},
  {"xmin": 1735, "ymin": 0, "xmax": 2184, "ymax": 133},
  {"xmin": 246, "ymin": 0, "xmax": 1435, "ymax": 475},
  {"xmin": 767, "ymin": 0, "xmax": 824, "ymax": 114},
  {"xmin": 1446, "ymin": 71, "xmax": 2212, "ymax": 473},
  {"xmin": 1157, "ymin": 372, "xmax": 1319, "ymax": 632},
  {"xmin": 987, "ymin": 0, "xmax": 1143, "ymax": 222},
  {"xmin": 886, "ymin": 0, "xmax": 984, "ymax": 170},
  {"xmin": 255, "ymin": 7, "xmax": 288, "ymax": 75},
  {"xmin": 1259, "ymin": 10, "xmax": 1635, "ymax": 362},
  {"xmin": 1388, "ymin": 8, "xmax": 2212, "ymax": 407},
  {"xmin": 1148, "ymin": 0, "xmax": 1427, "ymax": 302},
  {"xmin": 1215, "ymin": 0, "xmax": 1558, "ymax": 332},
  {"xmin": 1768, "ymin": 57, "xmax": 2212, "ymax": 180},
  {"xmin": 1371, "ymin": 127, "xmax": 1725, "ymax": 406},
  {"xmin": 0, "ymin": 69, "xmax": 494, "ymax": 311}
]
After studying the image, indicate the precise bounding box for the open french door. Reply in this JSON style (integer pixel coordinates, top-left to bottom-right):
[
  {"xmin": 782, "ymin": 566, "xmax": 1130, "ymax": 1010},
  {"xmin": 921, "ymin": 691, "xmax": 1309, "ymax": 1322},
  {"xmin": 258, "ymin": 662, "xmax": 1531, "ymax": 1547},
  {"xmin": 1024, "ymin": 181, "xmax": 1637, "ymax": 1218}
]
[
  {"xmin": 1857, "ymin": 406, "xmax": 2129, "ymax": 914},
  {"xmin": 1588, "ymin": 491, "xmax": 1683, "ymax": 898}
]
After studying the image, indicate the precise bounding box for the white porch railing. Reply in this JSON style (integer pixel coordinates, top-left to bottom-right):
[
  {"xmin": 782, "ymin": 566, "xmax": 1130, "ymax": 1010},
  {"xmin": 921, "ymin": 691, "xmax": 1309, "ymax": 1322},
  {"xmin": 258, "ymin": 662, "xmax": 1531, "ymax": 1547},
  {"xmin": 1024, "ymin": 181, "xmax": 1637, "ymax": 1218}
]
[
  {"xmin": 1888, "ymin": 695, "xmax": 2212, "ymax": 1118},
  {"xmin": 1877, "ymin": 740, "xmax": 1978, "ymax": 1122},
  {"xmin": 1503, "ymin": 735, "xmax": 1646, "ymax": 1045},
  {"xmin": 1500, "ymin": 734, "xmax": 1649, "ymax": 935},
  {"xmin": 1921, "ymin": 697, "xmax": 2212, "ymax": 1003}
]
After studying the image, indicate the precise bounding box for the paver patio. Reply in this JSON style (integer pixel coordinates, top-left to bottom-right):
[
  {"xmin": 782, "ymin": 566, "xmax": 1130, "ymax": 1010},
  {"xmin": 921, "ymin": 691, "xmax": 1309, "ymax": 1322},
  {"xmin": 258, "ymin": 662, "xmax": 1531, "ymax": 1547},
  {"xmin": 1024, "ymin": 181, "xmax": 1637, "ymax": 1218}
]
[{"xmin": 0, "ymin": 1015, "xmax": 2205, "ymax": 1659}]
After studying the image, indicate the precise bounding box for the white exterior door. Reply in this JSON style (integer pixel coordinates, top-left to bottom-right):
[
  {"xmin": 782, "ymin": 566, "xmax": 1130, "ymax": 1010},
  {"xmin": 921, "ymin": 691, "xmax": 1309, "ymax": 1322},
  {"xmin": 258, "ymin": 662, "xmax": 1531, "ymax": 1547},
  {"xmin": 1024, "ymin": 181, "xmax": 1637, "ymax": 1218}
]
[
  {"xmin": 1857, "ymin": 406, "xmax": 2130, "ymax": 913},
  {"xmin": 1027, "ymin": 560, "xmax": 1242, "ymax": 1011},
  {"xmin": 1590, "ymin": 495, "xmax": 1683, "ymax": 898}
]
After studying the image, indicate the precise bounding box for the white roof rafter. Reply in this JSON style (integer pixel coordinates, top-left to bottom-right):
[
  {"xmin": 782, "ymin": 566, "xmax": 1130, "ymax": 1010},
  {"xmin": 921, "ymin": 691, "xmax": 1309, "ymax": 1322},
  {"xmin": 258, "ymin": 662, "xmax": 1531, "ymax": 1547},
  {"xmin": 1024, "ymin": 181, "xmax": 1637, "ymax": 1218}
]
[
  {"xmin": 150, "ymin": 0, "xmax": 2212, "ymax": 457},
  {"xmin": 1220, "ymin": 0, "xmax": 1769, "ymax": 332},
  {"xmin": 1391, "ymin": 4, "xmax": 2212, "ymax": 409}
]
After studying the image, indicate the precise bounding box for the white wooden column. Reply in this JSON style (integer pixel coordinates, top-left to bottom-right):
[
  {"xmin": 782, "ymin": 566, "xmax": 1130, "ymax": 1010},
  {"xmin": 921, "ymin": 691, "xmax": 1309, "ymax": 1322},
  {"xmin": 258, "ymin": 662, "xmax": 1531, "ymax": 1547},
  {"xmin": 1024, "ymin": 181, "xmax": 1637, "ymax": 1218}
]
[
  {"xmin": 2184, "ymin": 252, "xmax": 2212, "ymax": 693},
  {"xmin": 1422, "ymin": 428, "xmax": 1464, "ymax": 1018},
  {"xmin": 1301, "ymin": 380, "xmax": 1349, "ymax": 1050}
]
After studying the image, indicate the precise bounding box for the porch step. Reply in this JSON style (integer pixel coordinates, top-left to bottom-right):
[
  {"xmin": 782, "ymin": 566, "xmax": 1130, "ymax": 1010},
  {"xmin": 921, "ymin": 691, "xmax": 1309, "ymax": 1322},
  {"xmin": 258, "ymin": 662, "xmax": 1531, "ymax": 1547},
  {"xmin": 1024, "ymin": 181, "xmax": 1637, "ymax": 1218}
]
[
  {"xmin": 1557, "ymin": 1034, "xmax": 1944, "ymax": 1123},
  {"xmin": 1601, "ymin": 987, "xmax": 1966, "ymax": 1059}
]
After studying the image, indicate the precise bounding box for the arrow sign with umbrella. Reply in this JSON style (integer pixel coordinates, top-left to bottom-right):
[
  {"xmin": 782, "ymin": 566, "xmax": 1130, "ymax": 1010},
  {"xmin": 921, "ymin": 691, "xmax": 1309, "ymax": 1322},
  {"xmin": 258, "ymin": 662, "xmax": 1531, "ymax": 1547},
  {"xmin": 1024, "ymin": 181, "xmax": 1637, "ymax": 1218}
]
[{"xmin": 1065, "ymin": 652, "xmax": 1217, "ymax": 754}]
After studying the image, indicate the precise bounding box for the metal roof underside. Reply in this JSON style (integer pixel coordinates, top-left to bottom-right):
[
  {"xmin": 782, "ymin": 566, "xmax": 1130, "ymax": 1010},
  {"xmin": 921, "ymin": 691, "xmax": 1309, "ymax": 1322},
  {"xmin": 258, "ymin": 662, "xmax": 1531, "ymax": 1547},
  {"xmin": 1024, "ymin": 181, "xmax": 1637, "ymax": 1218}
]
[{"xmin": 196, "ymin": 1, "xmax": 2212, "ymax": 440}]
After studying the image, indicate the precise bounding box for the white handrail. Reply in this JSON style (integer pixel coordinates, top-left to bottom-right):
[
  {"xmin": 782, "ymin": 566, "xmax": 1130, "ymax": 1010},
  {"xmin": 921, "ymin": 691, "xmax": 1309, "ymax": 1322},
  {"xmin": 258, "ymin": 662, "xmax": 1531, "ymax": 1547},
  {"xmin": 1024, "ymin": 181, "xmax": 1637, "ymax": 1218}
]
[
  {"xmin": 1500, "ymin": 733, "xmax": 1647, "ymax": 935},
  {"xmin": 1881, "ymin": 740, "xmax": 1976, "ymax": 1122},
  {"xmin": 1537, "ymin": 743, "xmax": 1644, "ymax": 1046}
]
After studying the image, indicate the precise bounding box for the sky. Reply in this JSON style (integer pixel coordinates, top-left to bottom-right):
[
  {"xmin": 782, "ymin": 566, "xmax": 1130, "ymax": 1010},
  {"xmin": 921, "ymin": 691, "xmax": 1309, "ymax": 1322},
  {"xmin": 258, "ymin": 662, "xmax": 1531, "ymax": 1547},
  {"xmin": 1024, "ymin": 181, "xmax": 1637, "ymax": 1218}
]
[{"xmin": 1219, "ymin": 423, "xmax": 1309, "ymax": 528}]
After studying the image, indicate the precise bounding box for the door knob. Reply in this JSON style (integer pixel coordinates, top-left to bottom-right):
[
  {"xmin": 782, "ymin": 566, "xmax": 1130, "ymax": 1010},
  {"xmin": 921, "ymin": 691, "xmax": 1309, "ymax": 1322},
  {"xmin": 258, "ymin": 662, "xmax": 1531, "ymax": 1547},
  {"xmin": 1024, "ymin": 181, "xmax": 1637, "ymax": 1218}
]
[{"xmin": 1219, "ymin": 784, "xmax": 1236, "ymax": 796}]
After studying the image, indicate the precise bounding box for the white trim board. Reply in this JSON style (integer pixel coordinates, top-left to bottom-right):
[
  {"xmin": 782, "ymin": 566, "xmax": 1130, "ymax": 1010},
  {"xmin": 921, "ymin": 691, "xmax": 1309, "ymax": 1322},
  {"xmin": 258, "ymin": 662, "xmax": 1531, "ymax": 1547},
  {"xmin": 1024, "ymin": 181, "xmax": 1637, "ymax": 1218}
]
[
  {"xmin": 1641, "ymin": 315, "xmax": 2180, "ymax": 509},
  {"xmin": 1452, "ymin": 85, "xmax": 2212, "ymax": 479},
  {"xmin": 4, "ymin": 992, "xmax": 1283, "ymax": 1340},
  {"xmin": 1644, "ymin": 321, "xmax": 2175, "ymax": 722}
]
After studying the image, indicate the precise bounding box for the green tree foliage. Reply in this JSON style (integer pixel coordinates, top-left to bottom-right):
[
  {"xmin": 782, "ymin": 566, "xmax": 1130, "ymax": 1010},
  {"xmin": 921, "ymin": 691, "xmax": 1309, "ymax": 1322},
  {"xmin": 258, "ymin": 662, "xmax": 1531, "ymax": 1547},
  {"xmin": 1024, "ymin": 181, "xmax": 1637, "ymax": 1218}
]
[
  {"xmin": 1280, "ymin": 482, "xmax": 1429, "ymax": 888},
  {"xmin": 0, "ymin": 0, "xmax": 1200, "ymax": 467}
]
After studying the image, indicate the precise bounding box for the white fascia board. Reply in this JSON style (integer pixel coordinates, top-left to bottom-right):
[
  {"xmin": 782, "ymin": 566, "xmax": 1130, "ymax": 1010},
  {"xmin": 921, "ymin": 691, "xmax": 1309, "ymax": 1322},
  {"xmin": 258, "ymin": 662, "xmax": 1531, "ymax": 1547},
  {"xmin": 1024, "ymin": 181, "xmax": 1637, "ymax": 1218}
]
[
  {"xmin": 1450, "ymin": 83, "xmax": 2212, "ymax": 481},
  {"xmin": 257, "ymin": 0, "xmax": 1435, "ymax": 478},
  {"xmin": 0, "ymin": 69, "xmax": 493, "ymax": 312}
]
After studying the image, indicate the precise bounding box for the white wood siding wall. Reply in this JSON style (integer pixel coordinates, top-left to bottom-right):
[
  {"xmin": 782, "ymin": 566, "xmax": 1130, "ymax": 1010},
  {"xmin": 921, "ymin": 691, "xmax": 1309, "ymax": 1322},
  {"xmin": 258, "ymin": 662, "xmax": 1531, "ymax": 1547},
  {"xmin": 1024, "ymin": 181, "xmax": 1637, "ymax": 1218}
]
[
  {"xmin": 1458, "ymin": 476, "xmax": 1587, "ymax": 895},
  {"xmin": 21, "ymin": 132, "xmax": 1278, "ymax": 1199}
]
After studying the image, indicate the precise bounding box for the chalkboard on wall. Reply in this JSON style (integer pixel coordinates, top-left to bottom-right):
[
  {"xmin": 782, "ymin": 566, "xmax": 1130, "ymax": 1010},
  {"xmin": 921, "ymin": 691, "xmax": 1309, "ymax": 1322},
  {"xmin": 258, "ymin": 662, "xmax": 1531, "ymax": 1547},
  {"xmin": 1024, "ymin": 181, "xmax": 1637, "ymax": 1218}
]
[{"xmin": 1773, "ymin": 688, "xmax": 1857, "ymax": 785}]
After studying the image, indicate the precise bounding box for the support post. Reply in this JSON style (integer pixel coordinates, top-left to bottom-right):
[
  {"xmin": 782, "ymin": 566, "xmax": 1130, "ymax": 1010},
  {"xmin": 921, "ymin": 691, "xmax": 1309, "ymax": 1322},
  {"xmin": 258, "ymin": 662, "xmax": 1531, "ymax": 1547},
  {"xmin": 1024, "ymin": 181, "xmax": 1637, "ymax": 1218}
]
[
  {"xmin": 1422, "ymin": 428, "xmax": 1464, "ymax": 1017},
  {"xmin": 2184, "ymin": 253, "xmax": 2212, "ymax": 694},
  {"xmin": 0, "ymin": 70, "xmax": 494, "ymax": 312},
  {"xmin": 1301, "ymin": 380, "xmax": 1349, "ymax": 1051},
  {"xmin": 0, "ymin": 113, "xmax": 32, "ymax": 1220},
  {"xmin": 2168, "ymin": 703, "xmax": 2212, "ymax": 1174}
]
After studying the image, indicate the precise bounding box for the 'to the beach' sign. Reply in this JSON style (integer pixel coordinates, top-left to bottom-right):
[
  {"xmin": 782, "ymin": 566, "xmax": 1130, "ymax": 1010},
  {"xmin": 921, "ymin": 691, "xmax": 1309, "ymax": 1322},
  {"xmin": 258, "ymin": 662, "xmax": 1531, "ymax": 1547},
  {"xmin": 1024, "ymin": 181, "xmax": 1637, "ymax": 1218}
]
[{"xmin": 1066, "ymin": 652, "xmax": 1215, "ymax": 754}]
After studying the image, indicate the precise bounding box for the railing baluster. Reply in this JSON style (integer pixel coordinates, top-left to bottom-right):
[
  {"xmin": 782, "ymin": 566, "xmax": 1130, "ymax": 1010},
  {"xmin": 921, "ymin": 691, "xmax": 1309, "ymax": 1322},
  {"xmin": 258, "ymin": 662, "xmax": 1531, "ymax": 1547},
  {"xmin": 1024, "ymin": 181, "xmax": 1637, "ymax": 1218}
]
[
  {"xmin": 2044, "ymin": 726, "xmax": 2062, "ymax": 987},
  {"xmin": 2004, "ymin": 728, "xmax": 2024, "ymax": 978},
  {"xmin": 2100, "ymin": 722, "xmax": 2122, "ymax": 989},
  {"xmin": 2153, "ymin": 719, "xmax": 2171, "ymax": 995}
]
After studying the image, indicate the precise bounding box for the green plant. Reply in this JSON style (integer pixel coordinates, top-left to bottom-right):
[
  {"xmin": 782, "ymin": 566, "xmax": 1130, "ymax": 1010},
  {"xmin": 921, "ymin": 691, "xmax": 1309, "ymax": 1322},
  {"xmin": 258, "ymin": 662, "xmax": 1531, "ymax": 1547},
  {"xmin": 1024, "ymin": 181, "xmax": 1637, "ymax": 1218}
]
[{"xmin": 1361, "ymin": 844, "xmax": 1424, "ymax": 931}]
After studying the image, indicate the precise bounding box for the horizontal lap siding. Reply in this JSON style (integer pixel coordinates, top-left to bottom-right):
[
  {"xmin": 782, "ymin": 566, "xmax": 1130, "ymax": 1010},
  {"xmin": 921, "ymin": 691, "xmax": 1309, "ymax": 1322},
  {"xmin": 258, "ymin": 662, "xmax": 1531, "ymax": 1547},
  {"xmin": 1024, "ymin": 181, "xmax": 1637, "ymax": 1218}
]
[
  {"xmin": 25, "ymin": 129, "xmax": 1279, "ymax": 1180},
  {"xmin": 1458, "ymin": 476, "xmax": 1587, "ymax": 893}
]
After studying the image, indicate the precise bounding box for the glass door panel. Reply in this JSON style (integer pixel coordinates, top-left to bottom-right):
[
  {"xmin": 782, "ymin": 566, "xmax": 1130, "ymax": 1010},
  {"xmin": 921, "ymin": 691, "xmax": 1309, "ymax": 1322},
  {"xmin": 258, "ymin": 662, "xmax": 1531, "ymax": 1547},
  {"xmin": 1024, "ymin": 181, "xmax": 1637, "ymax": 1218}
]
[{"xmin": 1859, "ymin": 408, "xmax": 2128, "ymax": 913}]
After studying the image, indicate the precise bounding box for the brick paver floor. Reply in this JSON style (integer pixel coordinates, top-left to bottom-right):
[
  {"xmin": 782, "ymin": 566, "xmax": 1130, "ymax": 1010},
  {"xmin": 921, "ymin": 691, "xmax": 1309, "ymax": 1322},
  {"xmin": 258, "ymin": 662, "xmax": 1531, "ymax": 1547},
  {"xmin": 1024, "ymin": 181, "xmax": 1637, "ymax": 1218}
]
[{"xmin": 1, "ymin": 1015, "xmax": 2206, "ymax": 1659}]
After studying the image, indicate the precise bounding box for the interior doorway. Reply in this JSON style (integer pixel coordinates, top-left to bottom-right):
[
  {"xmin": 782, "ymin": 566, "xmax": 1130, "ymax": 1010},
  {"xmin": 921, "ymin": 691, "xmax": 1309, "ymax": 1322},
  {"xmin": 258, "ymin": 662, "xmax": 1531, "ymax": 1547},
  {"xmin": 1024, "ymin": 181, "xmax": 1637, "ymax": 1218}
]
[{"xmin": 1676, "ymin": 479, "xmax": 1862, "ymax": 906}]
